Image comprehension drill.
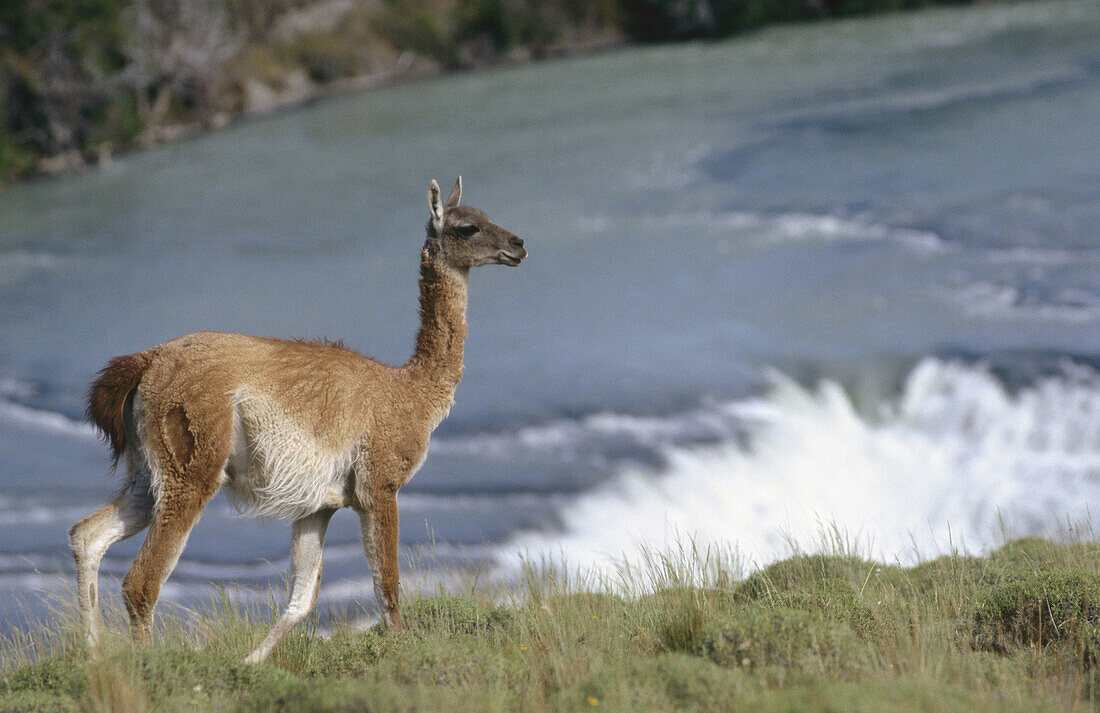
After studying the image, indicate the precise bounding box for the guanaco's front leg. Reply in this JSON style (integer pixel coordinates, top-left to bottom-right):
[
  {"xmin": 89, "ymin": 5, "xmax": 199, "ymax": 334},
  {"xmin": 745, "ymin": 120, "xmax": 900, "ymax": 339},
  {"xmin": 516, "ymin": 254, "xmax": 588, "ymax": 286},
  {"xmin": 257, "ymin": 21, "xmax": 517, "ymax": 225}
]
[
  {"xmin": 358, "ymin": 484, "xmax": 403, "ymax": 631},
  {"xmin": 244, "ymin": 507, "xmax": 335, "ymax": 663}
]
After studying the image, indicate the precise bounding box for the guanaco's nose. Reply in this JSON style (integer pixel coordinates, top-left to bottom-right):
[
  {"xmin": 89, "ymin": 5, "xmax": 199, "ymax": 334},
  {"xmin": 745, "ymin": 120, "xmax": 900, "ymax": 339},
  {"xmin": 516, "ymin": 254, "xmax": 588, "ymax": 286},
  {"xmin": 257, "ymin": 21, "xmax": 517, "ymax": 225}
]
[{"xmin": 510, "ymin": 236, "xmax": 524, "ymax": 249}]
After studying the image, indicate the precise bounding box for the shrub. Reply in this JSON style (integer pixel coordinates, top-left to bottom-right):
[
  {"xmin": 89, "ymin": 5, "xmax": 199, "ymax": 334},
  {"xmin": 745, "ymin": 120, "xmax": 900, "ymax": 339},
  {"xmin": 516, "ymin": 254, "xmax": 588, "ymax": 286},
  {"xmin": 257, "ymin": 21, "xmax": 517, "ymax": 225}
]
[
  {"xmin": 305, "ymin": 625, "xmax": 392, "ymax": 677},
  {"xmin": 377, "ymin": 636, "xmax": 522, "ymax": 690},
  {"xmin": 375, "ymin": 0, "xmax": 457, "ymax": 67},
  {"xmin": 901, "ymin": 554, "xmax": 991, "ymax": 592},
  {"xmin": 132, "ymin": 648, "xmax": 296, "ymax": 704},
  {"xmin": 404, "ymin": 595, "xmax": 513, "ymax": 635},
  {"xmin": 0, "ymin": 656, "xmax": 85, "ymax": 699},
  {"xmin": 0, "ymin": 690, "xmax": 79, "ymax": 713},
  {"xmin": 653, "ymin": 652, "xmax": 754, "ymax": 706},
  {"xmin": 0, "ymin": 128, "xmax": 37, "ymax": 183},
  {"xmin": 987, "ymin": 537, "xmax": 1100, "ymax": 576},
  {"xmin": 737, "ymin": 554, "xmax": 882, "ymax": 600},
  {"xmin": 731, "ymin": 679, "xmax": 1064, "ymax": 713},
  {"xmin": 0, "ymin": 0, "xmax": 128, "ymax": 69},
  {"xmin": 614, "ymin": 0, "xmax": 956, "ymax": 42},
  {"xmin": 616, "ymin": 0, "xmax": 821, "ymax": 42},
  {"xmin": 278, "ymin": 33, "xmax": 365, "ymax": 83},
  {"xmin": 970, "ymin": 570, "xmax": 1100, "ymax": 667},
  {"xmin": 693, "ymin": 605, "xmax": 868, "ymax": 674},
  {"xmin": 769, "ymin": 579, "xmax": 880, "ymax": 640},
  {"xmin": 78, "ymin": 89, "xmax": 145, "ymax": 150}
]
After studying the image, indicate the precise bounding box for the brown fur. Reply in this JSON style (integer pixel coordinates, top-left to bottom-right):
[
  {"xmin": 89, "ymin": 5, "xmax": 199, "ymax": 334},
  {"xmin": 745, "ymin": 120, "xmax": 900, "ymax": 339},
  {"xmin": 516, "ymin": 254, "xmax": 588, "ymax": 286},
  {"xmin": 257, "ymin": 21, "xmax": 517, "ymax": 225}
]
[
  {"xmin": 86, "ymin": 351, "xmax": 153, "ymax": 465},
  {"xmin": 69, "ymin": 177, "xmax": 527, "ymax": 662},
  {"xmin": 163, "ymin": 405, "xmax": 196, "ymax": 471},
  {"xmin": 292, "ymin": 336, "xmax": 349, "ymax": 350}
]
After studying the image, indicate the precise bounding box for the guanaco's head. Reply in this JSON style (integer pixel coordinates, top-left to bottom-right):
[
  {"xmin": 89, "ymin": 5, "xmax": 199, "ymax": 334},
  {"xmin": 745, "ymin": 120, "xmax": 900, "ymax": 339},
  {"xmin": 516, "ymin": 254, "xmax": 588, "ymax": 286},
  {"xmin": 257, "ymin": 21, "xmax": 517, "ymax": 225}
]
[{"xmin": 425, "ymin": 177, "xmax": 526, "ymax": 270}]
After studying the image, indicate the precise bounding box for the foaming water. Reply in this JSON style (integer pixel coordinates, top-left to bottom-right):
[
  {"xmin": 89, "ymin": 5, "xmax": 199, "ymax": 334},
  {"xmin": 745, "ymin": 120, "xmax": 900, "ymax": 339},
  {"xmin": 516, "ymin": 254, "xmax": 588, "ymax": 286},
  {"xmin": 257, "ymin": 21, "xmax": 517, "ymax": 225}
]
[
  {"xmin": 501, "ymin": 359, "xmax": 1100, "ymax": 573},
  {"xmin": 0, "ymin": 383, "xmax": 96, "ymax": 441}
]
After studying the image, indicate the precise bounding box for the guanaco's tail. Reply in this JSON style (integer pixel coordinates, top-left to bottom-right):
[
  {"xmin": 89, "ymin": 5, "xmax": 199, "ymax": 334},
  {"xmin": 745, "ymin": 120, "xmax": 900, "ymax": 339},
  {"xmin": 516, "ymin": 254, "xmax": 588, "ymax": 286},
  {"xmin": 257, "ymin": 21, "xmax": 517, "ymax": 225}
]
[{"xmin": 86, "ymin": 351, "xmax": 154, "ymax": 465}]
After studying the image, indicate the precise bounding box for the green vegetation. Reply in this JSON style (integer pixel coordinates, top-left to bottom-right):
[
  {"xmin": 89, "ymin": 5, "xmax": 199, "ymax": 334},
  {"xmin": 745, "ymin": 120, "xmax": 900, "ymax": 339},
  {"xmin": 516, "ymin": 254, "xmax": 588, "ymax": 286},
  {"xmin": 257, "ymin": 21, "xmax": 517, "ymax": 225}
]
[
  {"xmin": 0, "ymin": 0, "xmax": 1046, "ymax": 185},
  {"xmin": 617, "ymin": 0, "xmax": 981, "ymax": 42},
  {"xmin": 4, "ymin": 536, "xmax": 1100, "ymax": 711},
  {"xmin": 0, "ymin": 0, "xmax": 620, "ymax": 185}
]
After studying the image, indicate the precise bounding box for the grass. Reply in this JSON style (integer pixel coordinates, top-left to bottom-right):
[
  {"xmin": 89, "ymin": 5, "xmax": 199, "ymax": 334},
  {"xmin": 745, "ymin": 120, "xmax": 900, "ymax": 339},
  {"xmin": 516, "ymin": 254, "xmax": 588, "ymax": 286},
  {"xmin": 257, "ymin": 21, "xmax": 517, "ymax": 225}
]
[{"xmin": 4, "ymin": 536, "xmax": 1100, "ymax": 711}]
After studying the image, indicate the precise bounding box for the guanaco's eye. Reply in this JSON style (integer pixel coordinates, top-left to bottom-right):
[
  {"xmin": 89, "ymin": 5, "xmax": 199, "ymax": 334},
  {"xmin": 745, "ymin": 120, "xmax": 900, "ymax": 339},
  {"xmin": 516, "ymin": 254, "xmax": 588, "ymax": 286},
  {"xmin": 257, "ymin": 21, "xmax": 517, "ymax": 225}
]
[{"xmin": 454, "ymin": 224, "xmax": 479, "ymax": 237}]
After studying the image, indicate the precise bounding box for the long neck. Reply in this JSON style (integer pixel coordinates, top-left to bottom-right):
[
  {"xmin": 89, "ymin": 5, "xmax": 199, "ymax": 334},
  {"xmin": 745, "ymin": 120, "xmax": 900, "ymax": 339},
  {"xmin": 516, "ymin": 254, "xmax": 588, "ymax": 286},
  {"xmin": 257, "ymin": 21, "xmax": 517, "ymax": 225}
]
[{"xmin": 405, "ymin": 252, "xmax": 469, "ymax": 405}]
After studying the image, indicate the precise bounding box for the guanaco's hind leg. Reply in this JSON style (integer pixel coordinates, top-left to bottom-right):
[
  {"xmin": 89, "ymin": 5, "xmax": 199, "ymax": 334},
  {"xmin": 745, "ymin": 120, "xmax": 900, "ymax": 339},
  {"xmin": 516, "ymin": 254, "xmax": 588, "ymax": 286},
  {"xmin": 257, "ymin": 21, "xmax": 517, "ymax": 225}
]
[
  {"xmin": 69, "ymin": 477, "xmax": 154, "ymax": 646},
  {"xmin": 243, "ymin": 508, "xmax": 336, "ymax": 664},
  {"xmin": 121, "ymin": 479, "xmax": 217, "ymax": 645},
  {"xmin": 119, "ymin": 395, "xmax": 229, "ymax": 644}
]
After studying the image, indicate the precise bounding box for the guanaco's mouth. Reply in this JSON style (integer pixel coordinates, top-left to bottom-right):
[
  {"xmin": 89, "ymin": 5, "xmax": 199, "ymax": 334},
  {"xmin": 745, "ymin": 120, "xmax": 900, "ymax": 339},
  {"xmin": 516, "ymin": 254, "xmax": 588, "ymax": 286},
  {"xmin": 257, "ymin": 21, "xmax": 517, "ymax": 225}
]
[{"xmin": 498, "ymin": 250, "xmax": 526, "ymax": 266}]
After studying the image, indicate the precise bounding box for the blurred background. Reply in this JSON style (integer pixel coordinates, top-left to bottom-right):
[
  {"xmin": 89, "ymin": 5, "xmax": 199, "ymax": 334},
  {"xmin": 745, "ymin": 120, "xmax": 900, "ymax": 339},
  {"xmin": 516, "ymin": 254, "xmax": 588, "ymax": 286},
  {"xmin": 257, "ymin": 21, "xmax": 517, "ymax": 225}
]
[{"xmin": 1, "ymin": 0, "xmax": 1099, "ymax": 626}]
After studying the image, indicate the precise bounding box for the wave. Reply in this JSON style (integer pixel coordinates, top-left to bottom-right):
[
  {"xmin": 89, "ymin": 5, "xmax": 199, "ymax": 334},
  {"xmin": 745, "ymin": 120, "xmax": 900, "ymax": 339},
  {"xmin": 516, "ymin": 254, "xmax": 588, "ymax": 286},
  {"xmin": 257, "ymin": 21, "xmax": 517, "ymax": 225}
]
[
  {"xmin": 0, "ymin": 497, "xmax": 90, "ymax": 526},
  {"xmin": 942, "ymin": 281, "xmax": 1100, "ymax": 323},
  {"xmin": 839, "ymin": 1, "xmax": 1100, "ymax": 54},
  {"xmin": 0, "ymin": 250, "xmax": 67, "ymax": 271},
  {"xmin": 606, "ymin": 205, "xmax": 1100, "ymax": 267},
  {"xmin": 499, "ymin": 358, "xmax": 1100, "ymax": 574},
  {"xmin": 0, "ymin": 399, "xmax": 97, "ymax": 440},
  {"xmin": 598, "ymin": 209, "xmax": 948, "ymax": 254},
  {"xmin": 0, "ymin": 379, "xmax": 96, "ymax": 440},
  {"xmin": 763, "ymin": 62, "xmax": 1094, "ymax": 141},
  {"xmin": 432, "ymin": 404, "xmax": 748, "ymax": 460},
  {"xmin": 979, "ymin": 246, "xmax": 1100, "ymax": 266}
]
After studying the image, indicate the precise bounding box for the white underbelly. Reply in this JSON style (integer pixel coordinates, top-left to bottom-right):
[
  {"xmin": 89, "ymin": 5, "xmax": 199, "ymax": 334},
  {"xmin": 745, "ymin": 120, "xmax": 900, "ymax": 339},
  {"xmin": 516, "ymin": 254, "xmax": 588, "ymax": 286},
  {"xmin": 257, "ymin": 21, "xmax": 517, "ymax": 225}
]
[{"xmin": 224, "ymin": 392, "xmax": 355, "ymax": 519}]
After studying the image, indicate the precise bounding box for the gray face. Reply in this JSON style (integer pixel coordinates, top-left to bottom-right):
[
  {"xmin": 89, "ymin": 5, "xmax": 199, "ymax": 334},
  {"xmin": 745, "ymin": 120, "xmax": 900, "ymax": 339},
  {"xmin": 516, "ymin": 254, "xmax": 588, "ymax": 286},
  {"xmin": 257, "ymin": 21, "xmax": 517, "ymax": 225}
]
[
  {"xmin": 436, "ymin": 205, "xmax": 527, "ymax": 269},
  {"xmin": 425, "ymin": 177, "xmax": 527, "ymax": 271}
]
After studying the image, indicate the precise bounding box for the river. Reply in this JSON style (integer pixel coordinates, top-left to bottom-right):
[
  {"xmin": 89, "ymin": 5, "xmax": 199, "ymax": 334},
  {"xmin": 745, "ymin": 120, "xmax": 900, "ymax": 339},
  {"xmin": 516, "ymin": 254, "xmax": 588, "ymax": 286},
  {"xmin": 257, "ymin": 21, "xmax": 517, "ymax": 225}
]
[{"xmin": 1, "ymin": 0, "xmax": 1099, "ymax": 625}]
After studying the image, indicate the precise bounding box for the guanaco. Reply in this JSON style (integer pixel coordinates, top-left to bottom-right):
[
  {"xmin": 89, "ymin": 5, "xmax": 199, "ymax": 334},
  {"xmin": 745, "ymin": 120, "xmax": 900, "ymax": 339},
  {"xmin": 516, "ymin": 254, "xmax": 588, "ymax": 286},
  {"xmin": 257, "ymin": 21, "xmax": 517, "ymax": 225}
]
[{"xmin": 69, "ymin": 177, "xmax": 526, "ymax": 662}]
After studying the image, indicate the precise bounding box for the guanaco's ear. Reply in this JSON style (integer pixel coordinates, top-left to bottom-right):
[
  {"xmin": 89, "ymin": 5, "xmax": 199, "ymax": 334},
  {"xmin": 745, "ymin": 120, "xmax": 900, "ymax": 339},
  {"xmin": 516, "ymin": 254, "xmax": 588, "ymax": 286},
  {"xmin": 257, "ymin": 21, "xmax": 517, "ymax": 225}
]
[
  {"xmin": 446, "ymin": 176, "xmax": 462, "ymax": 208},
  {"xmin": 427, "ymin": 179, "xmax": 444, "ymax": 232}
]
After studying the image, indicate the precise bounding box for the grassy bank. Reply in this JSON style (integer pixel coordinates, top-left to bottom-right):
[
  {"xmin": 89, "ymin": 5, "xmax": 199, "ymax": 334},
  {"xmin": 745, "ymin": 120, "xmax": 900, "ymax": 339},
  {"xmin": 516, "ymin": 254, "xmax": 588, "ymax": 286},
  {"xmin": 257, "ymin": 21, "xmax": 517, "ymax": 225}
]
[
  {"xmin": 4, "ymin": 536, "xmax": 1100, "ymax": 711},
  {"xmin": 0, "ymin": 0, "xmax": 1046, "ymax": 185}
]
